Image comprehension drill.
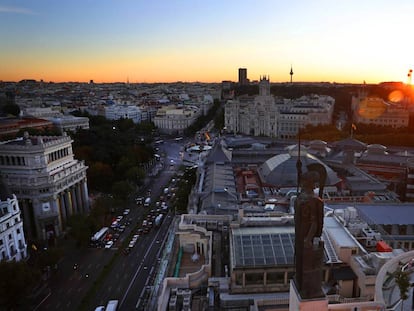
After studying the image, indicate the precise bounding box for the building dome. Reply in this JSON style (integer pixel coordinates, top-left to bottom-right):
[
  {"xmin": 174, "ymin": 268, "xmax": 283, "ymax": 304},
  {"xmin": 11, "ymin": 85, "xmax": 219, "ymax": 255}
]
[{"xmin": 258, "ymin": 144, "xmax": 341, "ymax": 187}]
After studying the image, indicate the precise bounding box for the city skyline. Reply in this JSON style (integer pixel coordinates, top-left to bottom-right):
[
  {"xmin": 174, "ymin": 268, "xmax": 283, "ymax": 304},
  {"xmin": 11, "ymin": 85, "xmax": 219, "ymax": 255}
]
[{"xmin": 1, "ymin": 0, "xmax": 414, "ymax": 84}]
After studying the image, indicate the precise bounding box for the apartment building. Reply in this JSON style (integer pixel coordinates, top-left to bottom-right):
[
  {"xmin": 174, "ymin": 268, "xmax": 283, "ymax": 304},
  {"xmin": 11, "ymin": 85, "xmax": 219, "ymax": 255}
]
[
  {"xmin": 0, "ymin": 190, "xmax": 27, "ymax": 262},
  {"xmin": 104, "ymin": 104, "xmax": 142, "ymax": 123},
  {"xmin": 352, "ymin": 92, "xmax": 409, "ymax": 128}
]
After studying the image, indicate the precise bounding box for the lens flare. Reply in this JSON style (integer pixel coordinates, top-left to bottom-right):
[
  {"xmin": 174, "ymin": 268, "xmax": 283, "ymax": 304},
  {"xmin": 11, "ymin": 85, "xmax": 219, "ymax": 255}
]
[
  {"xmin": 356, "ymin": 97, "xmax": 386, "ymax": 119},
  {"xmin": 388, "ymin": 90, "xmax": 404, "ymax": 103}
]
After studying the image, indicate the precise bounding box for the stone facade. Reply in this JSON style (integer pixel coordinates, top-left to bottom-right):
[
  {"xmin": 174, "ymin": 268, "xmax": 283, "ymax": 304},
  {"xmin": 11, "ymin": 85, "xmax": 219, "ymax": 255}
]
[
  {"xmin": 225, "ymin": 77, "xmax": 334, "ymax": 138},
  {"xmin": 0, "ymin": 132, "xmax": 89, "ymax": 241},
  {"xmin": 153, "ymin": 105, "xmax": 200, "ymax": 135},
  {"xmin": 0, "ymin": 194, "xmax": 27, "ymax": 262}
]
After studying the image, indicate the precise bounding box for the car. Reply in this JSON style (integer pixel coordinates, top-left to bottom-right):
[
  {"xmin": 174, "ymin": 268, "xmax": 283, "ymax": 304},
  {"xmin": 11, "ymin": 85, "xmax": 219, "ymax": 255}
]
[
  {"xmin": 116, "ymin": 215, "xmax": 123, "ymax": 221},
  {"xmin": 128, "ymin": 241, "xmax": 136, "ymax": 248},
  {"xmin": 112, "ymin": 234, "xmax": 119, "ymax": 242},
  {"xmin": 123, "ymin": 209, "xmax": 130, "ymax": 215},
  {"xmin": 105, "ymin": 240, "xmax": 114, "ymax": 249},
  {"xmin": 94, "ymin": 306, "xmax": 105, "ymax": 311}
]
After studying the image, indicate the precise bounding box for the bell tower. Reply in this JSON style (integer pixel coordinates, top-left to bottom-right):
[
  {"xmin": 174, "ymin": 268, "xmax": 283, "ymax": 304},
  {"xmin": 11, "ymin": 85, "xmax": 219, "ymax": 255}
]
[{"xmin": 259, "ymin": 75, "xmax": 270, "ymax": 96}]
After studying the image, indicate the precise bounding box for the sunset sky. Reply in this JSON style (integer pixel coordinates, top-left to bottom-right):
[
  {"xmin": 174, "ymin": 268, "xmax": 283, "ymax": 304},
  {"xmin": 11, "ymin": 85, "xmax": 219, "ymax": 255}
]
[{"xmin": 1, "ymin": 0, "xmax": 413, "ymax": 84}]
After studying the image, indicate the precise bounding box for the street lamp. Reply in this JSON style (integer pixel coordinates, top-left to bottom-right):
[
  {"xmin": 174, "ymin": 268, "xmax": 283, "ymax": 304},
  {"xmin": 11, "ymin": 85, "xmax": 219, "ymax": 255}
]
[{"xmin": 224, "ymin": 187, "xmax": 238, "ymax": 201}]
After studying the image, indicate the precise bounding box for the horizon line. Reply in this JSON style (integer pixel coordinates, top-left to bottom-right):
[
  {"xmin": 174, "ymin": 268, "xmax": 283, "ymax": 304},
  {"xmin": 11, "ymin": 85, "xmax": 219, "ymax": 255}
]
[{"xmin": 1, "ymin": 79, "xmax": 406, "ymax": 85}]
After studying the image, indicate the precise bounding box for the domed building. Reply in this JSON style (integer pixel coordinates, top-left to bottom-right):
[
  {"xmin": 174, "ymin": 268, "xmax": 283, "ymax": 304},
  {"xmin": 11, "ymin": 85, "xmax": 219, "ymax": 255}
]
[{"xmin": 258, "ymin": 144, "xmax": 341, "ymax": 188}]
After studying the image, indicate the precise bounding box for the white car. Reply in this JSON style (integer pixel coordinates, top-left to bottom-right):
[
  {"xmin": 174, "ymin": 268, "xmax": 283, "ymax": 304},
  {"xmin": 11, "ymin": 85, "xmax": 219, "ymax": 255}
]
[
  {"xmin": 105, "ymin": 240, "xmax": 114, "ymax": 249},
  {"xmin": 128, "ymin": 241, "xmax": 136, "ymax": 248},
  {"xmin": 123, "ymin": 209, "xmax": 130, "ymax": 215}
]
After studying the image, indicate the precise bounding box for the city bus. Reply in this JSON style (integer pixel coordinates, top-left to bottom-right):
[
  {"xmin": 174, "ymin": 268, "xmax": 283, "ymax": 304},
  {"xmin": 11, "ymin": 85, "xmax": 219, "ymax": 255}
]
[
  {"xmin": 90, "ymin": 227, "xmax": 109, "ymax": 247},
  {"xmin": 105, "ymin": 300, "xmax": 118, "ymax": 311}
]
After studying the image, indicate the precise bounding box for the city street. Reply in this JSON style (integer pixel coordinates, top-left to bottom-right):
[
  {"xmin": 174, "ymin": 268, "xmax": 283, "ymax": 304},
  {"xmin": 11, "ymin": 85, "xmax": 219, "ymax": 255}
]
[{"xmin": 36, "ymin": 137, "xmax": 187, "ymax": 311}]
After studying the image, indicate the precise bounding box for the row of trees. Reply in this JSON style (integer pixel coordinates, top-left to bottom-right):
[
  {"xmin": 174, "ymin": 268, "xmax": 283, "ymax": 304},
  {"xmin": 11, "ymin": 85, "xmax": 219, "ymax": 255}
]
[
  {"xmin": 170, "ymin": 167, "xmax": 197, "ymax": 215},
  {"xmin": 184, "ymin": 100, "xmax": 221, "ymax": 136},
  {"xmin": 71, "ymin": 113, "xmax": 155, "ymax": 195}
]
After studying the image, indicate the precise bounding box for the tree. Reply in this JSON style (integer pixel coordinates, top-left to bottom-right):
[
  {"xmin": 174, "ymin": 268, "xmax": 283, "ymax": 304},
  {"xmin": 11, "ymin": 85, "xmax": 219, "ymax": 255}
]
[
  {"xmin": 394, "ymin": 268, "xmax": 410, "ymax": 310},
  {"xmin": 67, "ymin": 214, "xmax": 94, "ymax": 247},
  {"xmin": 87, "ymin": 162, "xmax": 114, "ymax": 193},
  {"xmin": 111, "ymin": 180, "xmax": 133, "ymax": 201},
  {"xmin": 2, "ymin": 103, "xmax": 20, "ymax": 116},
  {"xmin": 90, "ymin": 195, "xmax": 114, "ymax": 226},
  {"xmin": 0, "ymin": 261, "xmax": 40, "ymax": 309}
]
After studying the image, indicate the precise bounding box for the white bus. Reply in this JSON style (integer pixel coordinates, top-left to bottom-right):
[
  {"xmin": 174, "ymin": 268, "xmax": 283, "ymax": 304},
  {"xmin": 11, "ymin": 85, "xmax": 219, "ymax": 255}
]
[
  {"xmin": 105, "ymin": 299, "xmax": 118, "ymax": 311},
  {"xmin": 90, "ymin": 227, "xmax": 109, "ymax": 247}
]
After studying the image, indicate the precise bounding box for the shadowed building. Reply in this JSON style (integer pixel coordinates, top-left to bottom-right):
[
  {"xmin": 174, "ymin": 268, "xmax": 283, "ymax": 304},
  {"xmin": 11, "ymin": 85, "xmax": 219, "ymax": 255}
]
[{"xmin": 238, "ymin": 68, "xmax": 249, "ymax": 86}]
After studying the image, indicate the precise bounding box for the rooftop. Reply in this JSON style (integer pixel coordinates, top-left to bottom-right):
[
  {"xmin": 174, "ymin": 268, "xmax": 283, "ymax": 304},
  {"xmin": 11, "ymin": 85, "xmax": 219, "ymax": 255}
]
[{"xmin": 231, "ymin": 226, "xmax": 295, "ymax": 268}]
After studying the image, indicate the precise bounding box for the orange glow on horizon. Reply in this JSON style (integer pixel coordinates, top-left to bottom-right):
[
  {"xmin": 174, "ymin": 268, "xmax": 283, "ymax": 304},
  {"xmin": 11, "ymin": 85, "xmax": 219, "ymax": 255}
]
[{"xmin": 1, "ymin": 69, "xmax": 404, "ymax": 84}]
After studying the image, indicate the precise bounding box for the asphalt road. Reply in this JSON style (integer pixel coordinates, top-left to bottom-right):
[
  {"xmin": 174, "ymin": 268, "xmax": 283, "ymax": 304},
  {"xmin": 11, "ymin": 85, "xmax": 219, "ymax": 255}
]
[{"xmin": 36, "ymin": 138, "xmax": 186, "ymax": 311}]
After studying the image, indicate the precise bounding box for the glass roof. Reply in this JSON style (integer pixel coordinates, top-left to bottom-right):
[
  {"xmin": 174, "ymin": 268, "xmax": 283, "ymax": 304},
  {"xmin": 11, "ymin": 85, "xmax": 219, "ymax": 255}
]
[{"xmin": 232, "ymin": 227, "xmax": 295, "ymax": 268}]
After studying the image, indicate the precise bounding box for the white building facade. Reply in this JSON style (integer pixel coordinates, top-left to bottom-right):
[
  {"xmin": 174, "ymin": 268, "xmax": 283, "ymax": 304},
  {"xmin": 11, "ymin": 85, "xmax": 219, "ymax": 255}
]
[
  {"xmin": 0, "ymin": 132, "xmax": 89, "ymax": 242},
  {"xmin": 104, "ymin": 104, "xmax": 142, "ymax": 123},
  {"xmin": 0, "ymin": 193, "xmax": 28, "ymax": 262},
  {"xmin": 47, "ymin": 115, "xmax": 90, "ymax": 133},
  {"xmin": 153, "ymin": 105, "xmax": 201, "ymax": 135},
  {"xmin": 225, "ymin": 77, "xmax": 335, "ymax": 138}
]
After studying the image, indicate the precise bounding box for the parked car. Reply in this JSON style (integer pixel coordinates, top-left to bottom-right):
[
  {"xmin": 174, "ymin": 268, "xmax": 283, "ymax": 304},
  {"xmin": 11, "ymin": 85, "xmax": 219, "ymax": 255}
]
[{"xmin": 105, "ymin": 240, "xmax": 114, "ymax": 249}]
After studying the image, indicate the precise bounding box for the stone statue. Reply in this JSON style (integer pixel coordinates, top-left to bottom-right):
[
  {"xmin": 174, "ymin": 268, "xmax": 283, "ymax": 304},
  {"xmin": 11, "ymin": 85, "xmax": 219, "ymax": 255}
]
[{"xmin": 294, "ymin": 163, "xmax": 326, "ymax": 299}]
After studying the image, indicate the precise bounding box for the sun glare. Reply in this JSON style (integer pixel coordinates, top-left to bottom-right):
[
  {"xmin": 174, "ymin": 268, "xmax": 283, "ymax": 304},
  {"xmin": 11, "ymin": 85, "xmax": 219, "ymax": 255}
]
[
  {"xmin": 357, "ymin": 98, "xmax": 386, "ymax": 120},
  {"xmin": 388, "ymin": 90, "xmax": 404, "ymax": 103}
]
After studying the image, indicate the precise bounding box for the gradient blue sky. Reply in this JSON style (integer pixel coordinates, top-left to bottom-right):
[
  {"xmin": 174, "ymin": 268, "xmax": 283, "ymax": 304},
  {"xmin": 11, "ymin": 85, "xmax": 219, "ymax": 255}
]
[{"xmin": 1, "ymin": 0, "xmax": 413, "ymax": 83}]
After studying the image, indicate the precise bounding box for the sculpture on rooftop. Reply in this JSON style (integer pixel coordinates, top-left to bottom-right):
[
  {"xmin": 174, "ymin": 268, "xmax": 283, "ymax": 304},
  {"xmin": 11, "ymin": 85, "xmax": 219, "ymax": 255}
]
[{"xmin": 294, "ymin": 163, "xmax": 326, "ymax": 299}]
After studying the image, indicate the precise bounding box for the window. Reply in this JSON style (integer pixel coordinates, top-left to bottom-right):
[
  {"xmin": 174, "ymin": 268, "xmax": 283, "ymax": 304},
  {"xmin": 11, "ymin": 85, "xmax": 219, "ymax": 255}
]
[
  {"xmin": 235, "ymin": 273, "xmax": 243, "ymax": 286},
  {"xmin": 267, "ymin": 272, "xmax": 286, "ymax": 284}
]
